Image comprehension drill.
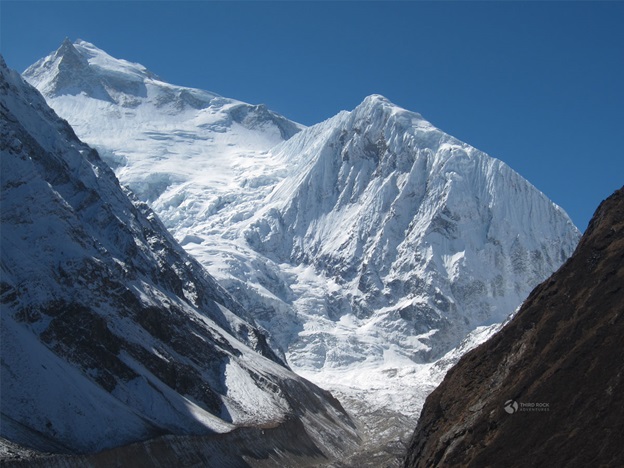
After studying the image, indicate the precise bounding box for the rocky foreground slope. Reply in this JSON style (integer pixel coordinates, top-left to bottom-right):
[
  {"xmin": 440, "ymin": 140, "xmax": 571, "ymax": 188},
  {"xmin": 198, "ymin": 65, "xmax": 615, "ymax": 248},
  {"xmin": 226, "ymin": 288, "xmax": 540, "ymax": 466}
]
[
  {"xmin": 0, "ymin": 55, "xmax": 358, "ymax": 465},
  {"xmin": 404, "ymin": 187, "xmax": 624, "ymax": 467}
]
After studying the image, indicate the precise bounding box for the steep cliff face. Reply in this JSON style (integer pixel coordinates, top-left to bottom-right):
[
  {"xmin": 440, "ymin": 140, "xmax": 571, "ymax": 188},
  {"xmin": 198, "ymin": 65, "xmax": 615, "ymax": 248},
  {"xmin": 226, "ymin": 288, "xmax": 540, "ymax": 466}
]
[
  {"xmin": 405, "ymin": 187, "xmax": 624, "ymax": 467},
  {"xmin": 0, "ymin": 55, "xmax": 358, "ymax": 461},
  {"xmin": 245, "ymin": 94, "xmax": 580, "ymax": 369}
]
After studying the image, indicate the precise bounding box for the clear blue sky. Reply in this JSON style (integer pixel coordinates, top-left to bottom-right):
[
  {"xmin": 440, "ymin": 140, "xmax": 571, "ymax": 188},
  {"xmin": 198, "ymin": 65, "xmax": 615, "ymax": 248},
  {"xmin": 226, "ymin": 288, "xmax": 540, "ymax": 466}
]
[{"xmin": 2, "ymin": 1, "xmax": 623, "ymax": 231}]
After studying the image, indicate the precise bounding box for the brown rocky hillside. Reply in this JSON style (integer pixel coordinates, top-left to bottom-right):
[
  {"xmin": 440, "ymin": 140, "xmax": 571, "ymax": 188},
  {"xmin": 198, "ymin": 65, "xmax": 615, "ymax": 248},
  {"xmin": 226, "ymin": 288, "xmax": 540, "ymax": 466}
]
[{"xmin": 404, "ymin": 187, "xmax": 624, "ymax": 467}]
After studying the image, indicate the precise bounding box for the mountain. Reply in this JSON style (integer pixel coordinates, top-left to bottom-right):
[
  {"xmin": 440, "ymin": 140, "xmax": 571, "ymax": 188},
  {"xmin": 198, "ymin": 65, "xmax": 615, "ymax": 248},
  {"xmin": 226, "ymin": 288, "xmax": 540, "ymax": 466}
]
[
  {"xmin": 24, "ymin": 40, "xmax": 581, "ymax": 460},
  {"xmin": 23, "ymin": 39, "xmax": 308, "ymax": 356},
  {"xmin": 244, "ymin": 94, "xmax": 580, "ymax": 366},
  {"xmin": 0, "ymin": 55, "xmax": 358, "ymax": 464},
  {"xmin": 24, "ymin": 38, "xmax": 301, "ymax": 204},
  {"xmin": 404, "ymin": 187, "xmax": 624, "ymax": 467}
]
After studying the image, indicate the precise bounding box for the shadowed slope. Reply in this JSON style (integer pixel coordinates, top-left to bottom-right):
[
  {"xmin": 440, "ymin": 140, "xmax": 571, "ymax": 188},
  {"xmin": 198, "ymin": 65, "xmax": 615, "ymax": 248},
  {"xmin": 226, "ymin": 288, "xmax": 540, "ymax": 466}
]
[
  {"xmin": 405, "ymin": 187, "xmax": 624, "ymax": 467},
  {"xmin": 1, "ymin": 54, "xmax": 358, "ymax": 462}
]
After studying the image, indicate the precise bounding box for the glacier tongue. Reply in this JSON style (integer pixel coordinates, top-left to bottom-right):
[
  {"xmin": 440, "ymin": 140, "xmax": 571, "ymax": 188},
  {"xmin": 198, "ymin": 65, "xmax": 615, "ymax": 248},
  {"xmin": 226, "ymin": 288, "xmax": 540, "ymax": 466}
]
[{"xmin": 23, "ymin": 39, "xmax": 581, "ymax": 430}]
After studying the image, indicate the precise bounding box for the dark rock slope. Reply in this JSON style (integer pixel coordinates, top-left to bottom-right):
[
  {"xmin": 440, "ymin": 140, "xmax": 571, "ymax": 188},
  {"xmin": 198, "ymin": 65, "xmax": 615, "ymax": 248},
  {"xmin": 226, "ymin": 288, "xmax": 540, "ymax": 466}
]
[{"xmin": 405, "ymin": 187, "xmax": 624, "ymax": 467}]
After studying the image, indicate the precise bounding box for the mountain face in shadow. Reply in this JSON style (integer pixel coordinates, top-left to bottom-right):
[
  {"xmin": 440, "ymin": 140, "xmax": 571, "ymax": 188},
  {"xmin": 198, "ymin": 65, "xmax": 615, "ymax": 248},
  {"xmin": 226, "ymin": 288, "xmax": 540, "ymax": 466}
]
[
  {"xmin": 0, "ymin": 55, "xmax": 358, "ymax": 463},
  {"xmin": 405, "ymin": 187, "xmax": 624, "ymax": 467}
]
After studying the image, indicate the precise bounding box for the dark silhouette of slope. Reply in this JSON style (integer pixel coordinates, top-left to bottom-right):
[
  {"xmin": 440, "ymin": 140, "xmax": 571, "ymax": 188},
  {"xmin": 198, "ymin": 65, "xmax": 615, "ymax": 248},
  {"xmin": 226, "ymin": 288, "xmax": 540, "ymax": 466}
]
[{"xmin": 405, "ymin": 187, "xmax": 624, "ymax": 467}]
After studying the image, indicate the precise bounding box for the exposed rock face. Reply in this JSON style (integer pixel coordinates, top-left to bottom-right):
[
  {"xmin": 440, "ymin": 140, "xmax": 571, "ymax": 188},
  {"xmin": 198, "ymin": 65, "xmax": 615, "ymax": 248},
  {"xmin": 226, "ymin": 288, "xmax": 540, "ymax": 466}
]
[
  {"xmin": 0, "ymin": 55, "xmax": 358, "ymax": 462},
  {"xmin": 404, "ymin": 187, "xmax": 624, "ymax": 467}
]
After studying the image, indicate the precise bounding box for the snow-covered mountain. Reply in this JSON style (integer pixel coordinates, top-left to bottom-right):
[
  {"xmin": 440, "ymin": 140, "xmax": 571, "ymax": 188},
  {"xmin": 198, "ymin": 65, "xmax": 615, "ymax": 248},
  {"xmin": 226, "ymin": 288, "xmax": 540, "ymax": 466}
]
[
  {"xmin": 0, "ymin": 55, "xmax": 358, "ymax": 462},
  {"xmin": 245, "ymin": 94, "xmax": 581, "ymax": 364},
  {"xmin": 23, "ymin": 39, "xmax": 581, "ymax": 450},
  {"xmin": 24, "ymin": 38, "xmax": 301, "ymax": 208}
]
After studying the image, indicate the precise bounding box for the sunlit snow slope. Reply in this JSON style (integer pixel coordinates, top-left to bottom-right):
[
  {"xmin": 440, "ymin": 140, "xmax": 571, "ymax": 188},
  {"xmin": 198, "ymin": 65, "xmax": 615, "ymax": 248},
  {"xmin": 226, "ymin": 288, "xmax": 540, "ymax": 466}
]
[
  {"xmin": 1, "ymin": 55, "xmax": 357, "ymax": 459},
  {"xmin": 24, "ymin": 40, "xmax": 581, "ymax": 422},
  {"xmin": 24, "ymin": 38, "xmax": 302, "ymax": 227}
]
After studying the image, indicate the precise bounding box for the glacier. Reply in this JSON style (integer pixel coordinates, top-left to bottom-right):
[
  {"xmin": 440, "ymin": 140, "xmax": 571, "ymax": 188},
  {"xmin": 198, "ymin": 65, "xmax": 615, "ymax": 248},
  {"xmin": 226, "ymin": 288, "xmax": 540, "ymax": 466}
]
[{"xmin": 21, "ymin": 39, "xmax": 581, "ymax": 460}]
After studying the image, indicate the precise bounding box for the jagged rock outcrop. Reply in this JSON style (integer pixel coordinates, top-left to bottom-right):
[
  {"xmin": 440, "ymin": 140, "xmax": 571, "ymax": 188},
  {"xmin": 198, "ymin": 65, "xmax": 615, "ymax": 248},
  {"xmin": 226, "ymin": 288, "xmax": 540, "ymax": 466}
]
[{"xmin": 404, "ymin": 187, "xmax": 624, "ymax": 467}]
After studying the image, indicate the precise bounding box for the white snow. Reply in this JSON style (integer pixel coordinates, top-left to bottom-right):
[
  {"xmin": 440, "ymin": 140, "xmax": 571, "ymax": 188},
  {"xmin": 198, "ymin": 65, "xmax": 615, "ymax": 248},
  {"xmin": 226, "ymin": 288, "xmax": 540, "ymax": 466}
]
[
  {"xmin": 222, "ymin": 358, "xmax": 288, "ymax": 425},
  {"xmin": 21, "ymin": 40, "xmax": 581, "ymax": 429},
  {"xmin": 0, "ymin": 312, "xmax": 152, "ymax": 453}
]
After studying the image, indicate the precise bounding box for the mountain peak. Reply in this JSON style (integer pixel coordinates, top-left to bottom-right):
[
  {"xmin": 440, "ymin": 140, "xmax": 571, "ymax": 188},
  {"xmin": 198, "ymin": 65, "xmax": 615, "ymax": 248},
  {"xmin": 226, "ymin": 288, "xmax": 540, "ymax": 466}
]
[
  {"xmin": 53, "ymin": 37, "xmax": 86, "ymax": 64},
  {"xmin": 23, "ymin": 38, "xmax": 95, "ymax": 97},
  {"xmin": 24, "ymin": 38, "xmax": 158, "ymax": 102},
  {"xmin": 363, "ymin": 93, "xmax": 392, "ymax": 104},
  {"xmin": 352, "ymin": 93, "xmax": 428, "ymax": 127},
  {"xmin": 357, "ymin": 93, "xmax": 396, "ymax": 112},
  {"xmin": 59, "ymin": 36, "xmax": 74, "ymax": 50}
]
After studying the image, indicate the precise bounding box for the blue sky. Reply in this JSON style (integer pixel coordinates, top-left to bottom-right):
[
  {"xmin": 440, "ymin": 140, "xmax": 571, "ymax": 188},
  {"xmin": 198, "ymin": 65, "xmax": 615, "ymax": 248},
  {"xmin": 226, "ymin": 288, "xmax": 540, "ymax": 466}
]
[{"xmin": 1, "ymin": 1, "xmax": 623, "ymax": 231}]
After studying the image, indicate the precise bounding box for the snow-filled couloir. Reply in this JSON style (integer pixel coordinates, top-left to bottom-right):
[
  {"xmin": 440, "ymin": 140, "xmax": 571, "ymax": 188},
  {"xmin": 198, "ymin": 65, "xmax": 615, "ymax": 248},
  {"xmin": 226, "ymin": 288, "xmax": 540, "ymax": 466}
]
[{"xmin": 23, "ymin": 40, "xmax": 581, "ymax": 432}]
